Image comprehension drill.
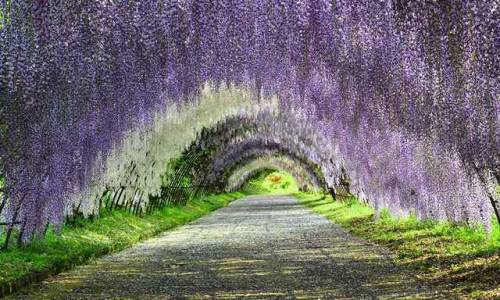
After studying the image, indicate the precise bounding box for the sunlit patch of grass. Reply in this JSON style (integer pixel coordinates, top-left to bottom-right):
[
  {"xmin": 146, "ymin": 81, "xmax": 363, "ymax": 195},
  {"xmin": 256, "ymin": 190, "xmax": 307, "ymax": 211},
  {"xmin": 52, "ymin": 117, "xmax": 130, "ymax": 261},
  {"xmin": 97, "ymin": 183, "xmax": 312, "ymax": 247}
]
[
  {"xmin": 295, "ymin": 192, "xmax": 500, "ymax": 299},
  {"xmin": 242, "ymin": 170, "xmax": 299, "ymax": 195},
  {"xmin": 0, "ymin": 191, "xmax": 246, "ymax": 289}
]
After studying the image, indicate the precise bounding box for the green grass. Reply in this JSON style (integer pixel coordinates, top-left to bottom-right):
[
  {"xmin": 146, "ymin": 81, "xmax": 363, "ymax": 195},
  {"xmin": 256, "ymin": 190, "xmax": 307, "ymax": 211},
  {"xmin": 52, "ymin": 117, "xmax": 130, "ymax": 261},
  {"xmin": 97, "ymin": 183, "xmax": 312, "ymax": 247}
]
[
  {"xmin": 295, "ymin": 192, "xmax": 500, "ymax": 299},
  {"xmin": 242, "ymin": 170, "xmax": 299, "ymax": 195},
  {"xmin": 0, "ymin": 192, "xmax": 246, "ymax": 289}
]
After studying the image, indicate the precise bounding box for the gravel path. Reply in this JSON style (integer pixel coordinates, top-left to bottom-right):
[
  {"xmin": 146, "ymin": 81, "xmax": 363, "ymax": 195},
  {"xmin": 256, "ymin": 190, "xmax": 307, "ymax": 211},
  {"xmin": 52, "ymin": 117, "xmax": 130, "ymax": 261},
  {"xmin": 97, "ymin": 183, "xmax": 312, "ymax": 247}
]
[{"xmin": 10, "ymin": 195, "xmax": 447, "ymax": 299}]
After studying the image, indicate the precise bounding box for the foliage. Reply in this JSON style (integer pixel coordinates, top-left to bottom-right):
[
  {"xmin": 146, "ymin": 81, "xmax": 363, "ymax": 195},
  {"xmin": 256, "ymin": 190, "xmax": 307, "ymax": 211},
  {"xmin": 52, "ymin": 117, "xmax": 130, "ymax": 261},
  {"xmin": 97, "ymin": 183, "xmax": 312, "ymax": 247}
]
[
  {"xmin": 0, "ymin": 0, "xmax": 10, "ymax": 29},
  {"xmin": 296, "ymin": 192, "xmax": 500, "ymax": 299},
  {"xmin": 226, "ymin": 155, "xmax": 323, "ymax": 192},
  {"xmin": 242, "ymin": 170, "xmax": 299, "ymax": 195}
]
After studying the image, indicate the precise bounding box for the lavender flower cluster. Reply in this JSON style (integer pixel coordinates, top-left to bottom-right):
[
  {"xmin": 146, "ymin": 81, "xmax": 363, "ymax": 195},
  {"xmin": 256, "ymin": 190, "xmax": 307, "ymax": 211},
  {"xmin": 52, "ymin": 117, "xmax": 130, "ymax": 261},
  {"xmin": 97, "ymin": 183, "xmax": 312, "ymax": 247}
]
[{"xmin": 0, "ymin": 0, "xmax": 498, "ymax": 242}]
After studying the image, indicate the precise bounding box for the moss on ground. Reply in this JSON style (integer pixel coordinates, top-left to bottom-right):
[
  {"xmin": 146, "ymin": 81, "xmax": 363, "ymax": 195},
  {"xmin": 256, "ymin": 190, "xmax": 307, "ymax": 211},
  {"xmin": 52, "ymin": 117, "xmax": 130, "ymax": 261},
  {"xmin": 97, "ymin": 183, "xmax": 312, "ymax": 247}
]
[
  {"xmin": 295, "ymin": 192, "xmax": 500, "ymax": 299},
  {"xmin": 0, "ymin": 192, "xmax": 246, "ymax": 289}
]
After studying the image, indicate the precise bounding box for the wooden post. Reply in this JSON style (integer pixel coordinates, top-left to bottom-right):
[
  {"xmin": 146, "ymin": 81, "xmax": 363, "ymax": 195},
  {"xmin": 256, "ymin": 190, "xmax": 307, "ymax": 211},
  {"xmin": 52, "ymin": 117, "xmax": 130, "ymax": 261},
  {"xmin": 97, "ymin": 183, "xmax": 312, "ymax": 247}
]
[
  {"xmin": 472, "ymin": 166, "xmax": 500, "ymax": 226},
  {"xmin": 127, "ymin": 188, "xmax": 139, "ymax": 214},
  {"xmin": 328, "ymin": 187, "xmax": 337, "ymax": 201},
  {"xmin": 2, "ymin": 198, "xmax": 22, "ymax": 251},
  {"xmin": 112, "ymin": 187, "xmax": 125, "ymax": 210},
  {"xmin": 0, "ymin": 188, "xmax": 6, "ymax": 217},
  {"xmin": 16, "ymin": 219, "xmax": 27, "ymax": 246}
]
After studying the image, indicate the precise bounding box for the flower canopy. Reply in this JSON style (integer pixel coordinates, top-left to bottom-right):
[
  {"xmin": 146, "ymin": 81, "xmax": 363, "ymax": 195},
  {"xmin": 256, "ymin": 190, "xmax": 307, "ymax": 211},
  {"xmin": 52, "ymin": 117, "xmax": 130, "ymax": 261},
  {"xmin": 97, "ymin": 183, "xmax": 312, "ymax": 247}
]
[{"xmin": 0, "ymin": 0, "xmax": 498, "ymax": 242}]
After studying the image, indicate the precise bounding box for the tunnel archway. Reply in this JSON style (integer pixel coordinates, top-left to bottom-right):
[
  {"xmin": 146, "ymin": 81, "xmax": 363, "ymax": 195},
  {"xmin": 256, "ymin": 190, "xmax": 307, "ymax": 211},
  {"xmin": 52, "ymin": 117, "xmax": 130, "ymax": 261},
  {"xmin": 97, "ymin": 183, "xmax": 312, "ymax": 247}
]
[
  {"xmin": 234, "ymin": 168, "xmax": 302, "ymax": 194},
  {"xmin": 226, "ymin": 155, "xmax": 323, "ymax": 193},
  {"xmin": 174, "ymin": 111, "xmax": 337, "ymax": 195},
  {"xmin": 197, "ymin": 139, "xmax": 328, "ymax": 193},
  {"xmin": 0, "ymin": 1, "xmax": 498, "ymax": 244}
]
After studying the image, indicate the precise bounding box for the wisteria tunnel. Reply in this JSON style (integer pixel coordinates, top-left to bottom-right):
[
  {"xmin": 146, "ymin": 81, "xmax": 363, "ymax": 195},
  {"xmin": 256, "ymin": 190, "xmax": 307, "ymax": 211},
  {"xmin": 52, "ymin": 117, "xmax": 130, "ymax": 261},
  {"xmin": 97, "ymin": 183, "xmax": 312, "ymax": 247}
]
[{"xmin": 0, "ymin": 0, "xmax": 499, "ymax": 298}]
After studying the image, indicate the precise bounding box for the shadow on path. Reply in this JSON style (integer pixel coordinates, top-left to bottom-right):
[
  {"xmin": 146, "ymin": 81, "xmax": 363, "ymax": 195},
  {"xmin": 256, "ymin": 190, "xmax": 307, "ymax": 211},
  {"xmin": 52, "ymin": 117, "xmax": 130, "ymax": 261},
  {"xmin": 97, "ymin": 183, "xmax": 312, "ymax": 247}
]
[{"xmin": 10, "ymin": 195, "xmax": 451, "ymax": 299}]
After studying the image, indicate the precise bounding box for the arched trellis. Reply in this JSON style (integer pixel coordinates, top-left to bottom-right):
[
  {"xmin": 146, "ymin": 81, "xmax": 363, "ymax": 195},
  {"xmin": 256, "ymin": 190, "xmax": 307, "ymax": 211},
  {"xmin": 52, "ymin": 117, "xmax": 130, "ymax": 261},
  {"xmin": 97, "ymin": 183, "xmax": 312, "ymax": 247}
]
[
  {"xmin": 176, "ymin": 111, "xmax": 339, "ymax": 194},
  {"xmin": 226, "ymin": 155, "xmax": 323, "ymax": 192},
  {"xmin": 202, "ymin": 140, "xmax": 328, "ymax": 193},
  {"xmin": 177, "ymin": 110, "xmax": 498, "ymax": 227},
  {"xmin": 0, "ymin": 7, "xmax": 497, "ymax": 300},
  {"xmin": 0, "ymin": 0, "xmax": 498, "ymax": 245}
]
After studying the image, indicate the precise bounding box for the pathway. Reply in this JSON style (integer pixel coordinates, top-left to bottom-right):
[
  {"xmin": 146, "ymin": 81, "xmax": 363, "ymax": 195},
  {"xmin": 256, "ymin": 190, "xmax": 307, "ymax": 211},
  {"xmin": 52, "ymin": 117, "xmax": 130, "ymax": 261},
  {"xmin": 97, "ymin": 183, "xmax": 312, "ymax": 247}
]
[{"xmin": 10, "ymin": 195, "xmax": 447, "ymax": 299}]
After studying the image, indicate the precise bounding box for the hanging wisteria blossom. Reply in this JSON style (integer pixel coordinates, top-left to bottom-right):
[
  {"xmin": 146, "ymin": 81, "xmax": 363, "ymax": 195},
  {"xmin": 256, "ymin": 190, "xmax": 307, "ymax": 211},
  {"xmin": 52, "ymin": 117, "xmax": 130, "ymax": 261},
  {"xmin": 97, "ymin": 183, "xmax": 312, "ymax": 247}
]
[{"xmin": 0, "ymin": 0, "xmax": 498, "ymax": 244}]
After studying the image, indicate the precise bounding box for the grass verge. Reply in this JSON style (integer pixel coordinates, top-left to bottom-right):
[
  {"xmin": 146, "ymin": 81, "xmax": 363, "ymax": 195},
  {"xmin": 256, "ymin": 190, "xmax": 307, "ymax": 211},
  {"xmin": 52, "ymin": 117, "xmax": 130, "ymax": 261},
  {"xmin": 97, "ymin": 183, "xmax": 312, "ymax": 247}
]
[
  {"xmin": 295, "ymin": 192, "xmax": 500, "ymax": 299},
  {"xmin": 0, "ymin": 192, "xmax": 246, "ymax": 296}
]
